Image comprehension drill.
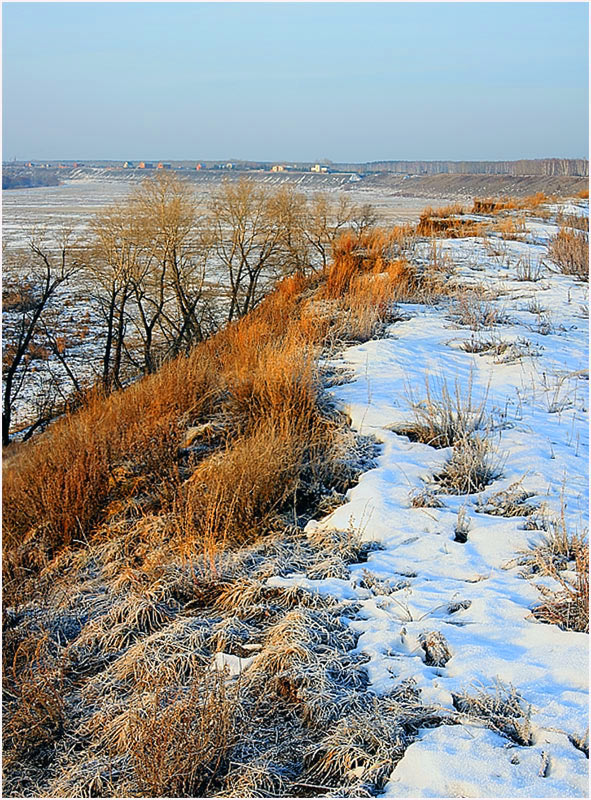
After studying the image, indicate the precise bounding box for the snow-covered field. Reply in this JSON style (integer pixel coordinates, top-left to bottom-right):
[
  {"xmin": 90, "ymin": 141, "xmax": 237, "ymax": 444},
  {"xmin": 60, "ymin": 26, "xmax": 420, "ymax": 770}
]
[{"xmin": 273, "ymin": 204, "xmax": 589, "ymax": 796}]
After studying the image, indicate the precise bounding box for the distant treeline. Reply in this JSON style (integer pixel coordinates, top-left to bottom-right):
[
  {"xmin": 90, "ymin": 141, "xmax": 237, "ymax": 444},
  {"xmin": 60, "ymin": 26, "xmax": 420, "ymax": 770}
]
[
  {"xmin": 336, "ymin": 159, "xmax": 589, "ymax": 178},
  {"xmin": 2, "ymin": 168, "xmax": 61, "ymax": 189}
]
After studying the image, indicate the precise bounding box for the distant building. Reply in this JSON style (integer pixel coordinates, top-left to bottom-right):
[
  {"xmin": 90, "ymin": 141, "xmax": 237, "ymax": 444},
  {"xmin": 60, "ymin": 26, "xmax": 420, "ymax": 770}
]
[
  {"xmin": 311, "ymin": 164, "xmax": 329, "ymax": 173},
  {"xmin": 157, "ymin": 163, "xmax": 172, "ymax": 169},
  {"xmin": 271, "ymin": 165, "xmax": 286, "ymax": 173},
  {"xmin": 196, "ymin": 163, "xmax": 202, "ymax": 170},
  {"xmin": 123, "ymin": 161, "xmax": 134, "ymax": 168},
  {"xmin": 138, "ymin": 162, "xmax": 154, "ymax": 169}
]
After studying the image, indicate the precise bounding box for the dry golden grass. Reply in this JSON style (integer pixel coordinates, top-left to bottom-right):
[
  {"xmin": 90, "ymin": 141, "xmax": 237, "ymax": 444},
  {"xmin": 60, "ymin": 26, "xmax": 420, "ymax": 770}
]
[
  {"xmin": 336, "ymin": 259, "xmax": 416, "ymax": 342},
  {"xmin": 417, "ymin": 207, "xmax": 482, "ymax": 239},
  {"xmin": 556, "ymin": 212, "xmax": 589, "ymax": 232},
  {"xmin": 3, "ymin": 633, "xmax": 65, "ymax": 767},
  {"xmin": 322, "ymin": 229, "xmax": 417, "ymax": 300},
  {"xmin": 530, "ymin": 535, "xmax": 589, "ymax": 633},
  {"xmin": 422, "ymin": 203, "xmax": 466, "ymax": 218},
  {"xmin": 547, "ymin": 227, "xmax": 589, "ymax": 281},
  {"xmin": 472, "ymin": 193, "xmax": 551, "ymax": 215},
  {"xmin": 4, "ymin": 225, "xmax": 415, "ymax": 606},
  {"xmin": 3, "ymin": 354, "xmax": 220, "ymax": 605},
  {"xmin": 177, "ymin": 415, "xmax": 321, "ymax": 570},
  {"xmin": 323, "ymin": 230, "xmax": 384, "ymax": 298},
  {"xmin": 522, "ymin": 191, "xmax": 552, "ymax": 208},
  {"xmin": 491, "ymin": 215, "xmax": 527, "ymax": 241},
  {"xmin": 222, "ymin": 334, "xmax": 319, "ymax": 430},
  {"xmin": 472, "ymin": 197, "xmax": 518, "ymax": 214}
]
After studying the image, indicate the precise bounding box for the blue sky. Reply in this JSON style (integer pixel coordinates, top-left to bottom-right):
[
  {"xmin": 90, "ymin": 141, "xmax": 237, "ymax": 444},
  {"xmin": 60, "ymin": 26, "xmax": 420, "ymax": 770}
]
[{"xmin": 2, "ymin": 2, "xmax": 588, "ymax": 162}]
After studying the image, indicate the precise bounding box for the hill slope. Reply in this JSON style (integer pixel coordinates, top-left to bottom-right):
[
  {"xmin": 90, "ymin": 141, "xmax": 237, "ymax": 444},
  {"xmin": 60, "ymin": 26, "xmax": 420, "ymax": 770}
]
[{"xmin": 3, "ymin": 195, "xmax": 588, "ymax": 797}]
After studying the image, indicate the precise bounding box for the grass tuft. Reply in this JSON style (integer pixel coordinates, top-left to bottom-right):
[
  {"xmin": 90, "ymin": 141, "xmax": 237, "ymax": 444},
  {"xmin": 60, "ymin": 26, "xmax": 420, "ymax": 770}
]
[
  {"xmin": 129, "ymin": 672, "xmax": 236, "ymax": 797},
  {"xmin": 531, "ymin": 539, "xmax": 589, "ymax": 633},
  {"xmin": 452, "ymin": 681, "xmax": 533, "ymax": 746},
  {"xmin": 434, "ymin": 434, "xmax": 502, "ymax": 495},
  {"xmin": 417, "ymin": 205, "xmax": 482, "ymax": 239},
  {"xmin": 392, "ymin": 376, "xmax": 490, "ymax": 449}
]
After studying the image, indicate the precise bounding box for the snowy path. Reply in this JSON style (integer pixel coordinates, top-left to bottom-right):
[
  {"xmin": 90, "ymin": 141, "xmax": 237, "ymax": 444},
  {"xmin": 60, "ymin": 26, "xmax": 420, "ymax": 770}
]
[{"xmin": 276, "ymin": 209, "xmax": 589, "ymax": 796}]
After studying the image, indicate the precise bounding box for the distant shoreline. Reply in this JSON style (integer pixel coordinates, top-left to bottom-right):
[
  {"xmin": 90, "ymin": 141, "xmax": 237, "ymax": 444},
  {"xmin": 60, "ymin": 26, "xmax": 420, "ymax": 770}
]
[
  {"xmin": 2, "ymin": 172, "xmax": 61, "ymax": 190},
  {"xmin": 2, "ymin": 168, "xmax": 588, "ymax": 202}
]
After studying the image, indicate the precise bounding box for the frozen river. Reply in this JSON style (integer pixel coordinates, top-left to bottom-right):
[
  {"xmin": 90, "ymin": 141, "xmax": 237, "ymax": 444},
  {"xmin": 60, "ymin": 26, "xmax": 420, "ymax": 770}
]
[
  {"xmin": 2, "ymin": 176, "xmax": 455, "ymax": 250},
  {"xmin": 2, "ymin": 180, "xmax": 136, "ymax": 249}
]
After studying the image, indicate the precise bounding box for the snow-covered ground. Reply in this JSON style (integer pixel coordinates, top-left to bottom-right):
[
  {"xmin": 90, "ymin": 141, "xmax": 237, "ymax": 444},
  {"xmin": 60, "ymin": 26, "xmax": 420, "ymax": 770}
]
[{"xmin": 274, "ymin": 205, "xmax": 589, "ymax": 796}]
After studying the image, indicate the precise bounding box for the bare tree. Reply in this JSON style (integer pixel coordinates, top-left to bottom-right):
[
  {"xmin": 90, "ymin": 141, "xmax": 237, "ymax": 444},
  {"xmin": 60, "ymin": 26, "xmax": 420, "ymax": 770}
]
[
  {"xmin": 268, "ymin": 186, "xmax": 311, "ymax": 275},
  {"xmin": 89, "ymin": 204, "xmax": 145, "ymax": 388},
  {"xmin": 350, "ymin": 202, "xmax": 379, "ymax": 236},
  {"xmin": 2, "ymin": 232, "xmax": 83, "ymax": 445},
  {"xmin": 130, "ymin": 173, "xmax": 215, "ymax": 362},
  {"xmin": 302, "ymin": 193, "xmax": 357, "ymax": 269},
  {"xmin": 209, "ymin": 179, "xmax": 289, "ymax": 321}
]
